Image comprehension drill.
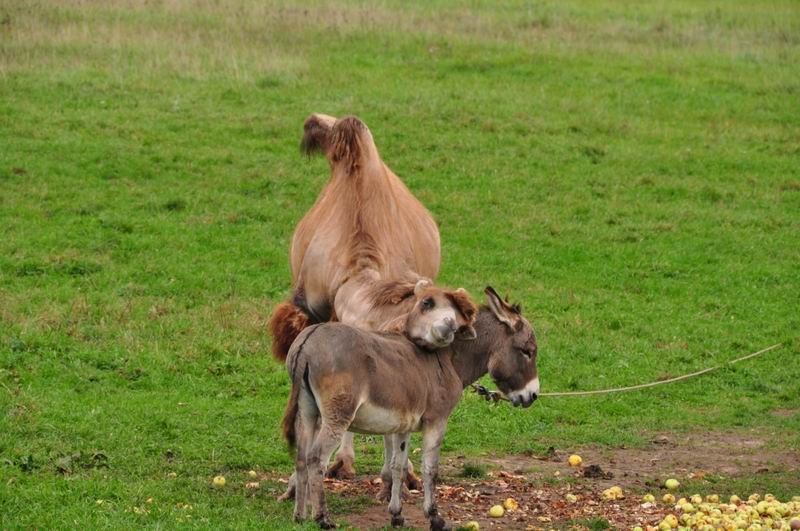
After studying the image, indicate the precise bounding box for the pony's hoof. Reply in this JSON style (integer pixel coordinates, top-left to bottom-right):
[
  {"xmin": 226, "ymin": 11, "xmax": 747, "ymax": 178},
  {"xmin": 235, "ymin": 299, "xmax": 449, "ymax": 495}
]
[
  {"xmin": 325, "ymin": 457, "xmax": 356, "ymax": 480},
  {"xmin": 278, "ymin": 485, "xmax": 296, "ymax": 502},
  {"xmin": 376, "ymin": 480, "xmax": 413, "ymax": 502},
  {"xmin": 391, "ymin": 514, "xmax": 405, "ymax": 527},
  {"xmin": 429, "ymin": 514, "xmax": 447, "ymax": 531},
  {"xmin": 376, "ymin": 483, "xmax": 392, "ymax": 502},
  {"xmin": 405, "ymin": 471, "xmax": 423, "ymax": 491},
  {"xmin": 316, "ymin": 514, "xmax": 337, "ymax": 529}
]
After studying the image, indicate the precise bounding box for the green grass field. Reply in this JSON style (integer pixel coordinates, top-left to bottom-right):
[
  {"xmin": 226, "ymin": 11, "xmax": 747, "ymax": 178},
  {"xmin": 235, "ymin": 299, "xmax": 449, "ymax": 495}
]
[{"xmin": 1, "ymin": 0, "xmax": 799, "ymax": 528}]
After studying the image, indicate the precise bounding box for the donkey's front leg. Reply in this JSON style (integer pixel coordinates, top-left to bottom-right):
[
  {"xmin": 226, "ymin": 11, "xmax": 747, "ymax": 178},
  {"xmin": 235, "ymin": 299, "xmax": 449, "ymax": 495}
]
[
  {"xmin": 388, "ymin": 432, "xmax": 411, "ymax": 527},
  {"xmin": 421, "ymin": 422, "xmax": 448, "ymax": 531}
]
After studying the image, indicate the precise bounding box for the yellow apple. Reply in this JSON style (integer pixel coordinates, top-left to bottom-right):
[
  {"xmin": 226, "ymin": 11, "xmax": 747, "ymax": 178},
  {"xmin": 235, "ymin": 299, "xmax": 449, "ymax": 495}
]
[{"xmin": 489, "ymin": 505, "xmax": 504, "ymax": 518}]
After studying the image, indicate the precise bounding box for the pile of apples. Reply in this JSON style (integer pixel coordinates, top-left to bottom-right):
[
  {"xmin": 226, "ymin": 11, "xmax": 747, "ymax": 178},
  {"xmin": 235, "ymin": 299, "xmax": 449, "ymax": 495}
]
[{"xmin": 637, "ymin": 492, "xmax": 800, "ymax": 531}]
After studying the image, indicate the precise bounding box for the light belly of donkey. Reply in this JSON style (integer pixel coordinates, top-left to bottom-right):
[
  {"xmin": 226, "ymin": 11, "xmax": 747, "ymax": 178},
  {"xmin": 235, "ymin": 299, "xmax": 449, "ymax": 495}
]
[{"xmin": 350, "ymin": 400, "xmax": 424, "ymax": 434}]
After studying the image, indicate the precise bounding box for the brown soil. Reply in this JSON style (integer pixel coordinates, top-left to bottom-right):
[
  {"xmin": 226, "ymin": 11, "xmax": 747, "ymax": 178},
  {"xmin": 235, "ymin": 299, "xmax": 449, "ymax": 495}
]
[{"xmin": 276, "ymin": 430, "xmax": 800, "ymax": 530}]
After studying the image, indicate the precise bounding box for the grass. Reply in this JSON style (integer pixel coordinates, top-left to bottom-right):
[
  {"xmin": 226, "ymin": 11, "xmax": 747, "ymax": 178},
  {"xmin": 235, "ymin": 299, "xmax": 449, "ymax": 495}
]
[
  {"xmin": 459, "ymin": 462, "xmax": 488, "ymax": 479},
  {"xmin": 1, "ymin": 0, "xmax": 799, "ymax": 528}
]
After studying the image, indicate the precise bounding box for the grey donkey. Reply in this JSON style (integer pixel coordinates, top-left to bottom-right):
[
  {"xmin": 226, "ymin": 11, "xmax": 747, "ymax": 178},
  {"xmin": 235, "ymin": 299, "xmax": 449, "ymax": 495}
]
[{"xmin": 282, "ymin": 287, "xmax": 539, "ymax": 529}]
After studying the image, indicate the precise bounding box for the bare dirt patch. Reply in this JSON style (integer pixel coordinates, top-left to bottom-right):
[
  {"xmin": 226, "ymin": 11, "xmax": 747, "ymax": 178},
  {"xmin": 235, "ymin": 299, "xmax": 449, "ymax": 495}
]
[
  {"xmin": 311, "ymin": 430, "xmax": 800, "ymax": 530},
  {"xmin": 476, "ymin": 430, "xmax": 800, "ymax": 486}
]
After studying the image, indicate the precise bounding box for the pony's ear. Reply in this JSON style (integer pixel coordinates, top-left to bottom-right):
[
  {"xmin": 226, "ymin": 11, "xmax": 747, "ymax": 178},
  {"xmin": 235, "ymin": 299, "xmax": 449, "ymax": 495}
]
[
  {"xmin": 484, "ymin": 286, "xmax": 519, "ymax": 331},
  {"xmin": 414, "ymin": 278, "xmax": 433, "ymax": 297},
  {"xmin": 446, "ymin": 288, "xmax": 478, "ymax": 325}
]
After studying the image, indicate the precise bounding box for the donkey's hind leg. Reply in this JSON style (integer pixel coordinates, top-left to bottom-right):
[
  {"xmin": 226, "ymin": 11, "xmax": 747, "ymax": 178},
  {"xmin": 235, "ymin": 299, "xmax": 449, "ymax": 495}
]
[
  {"xmin": 308, "ymin": 420, "xmax": 351, "ymax": 529},
  {"xmin": 280, "ymin": 414, "xmax": 321, "ymax": 502},
  {"xmin": 421, "ymin": 421, "xmax": 448, "ymax": 531},
  {"xmin": 292, "ymin": 388, "xmax": 320, "ymax": 522},
  {"xmin": 388, "ymin": 432, "xmax": 411, "ymax": 527}
]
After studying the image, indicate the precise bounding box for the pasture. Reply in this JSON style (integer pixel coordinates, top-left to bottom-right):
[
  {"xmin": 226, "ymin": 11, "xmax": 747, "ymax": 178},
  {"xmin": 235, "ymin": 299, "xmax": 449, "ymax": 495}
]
[{"xmin": 1, "ymin": 0, "xmax": 799, "ymax": 528}]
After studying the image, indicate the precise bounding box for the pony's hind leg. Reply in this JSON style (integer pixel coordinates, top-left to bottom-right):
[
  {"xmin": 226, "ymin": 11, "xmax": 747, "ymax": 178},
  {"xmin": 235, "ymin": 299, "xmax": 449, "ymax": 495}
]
[
  {"xmin": 376, "ymin": 435, "xmax": 395, "ymax": 501},
  {"xmin": 277, "ymin": 471, "xmax": 296, "ymax": 502},
  {"xmin": 326, "ymin": 431, "xmax": 356, "ymax": 479},
  {"xmin": 388, "ymin": 432, "xmax": 411, "ymax": 527}
]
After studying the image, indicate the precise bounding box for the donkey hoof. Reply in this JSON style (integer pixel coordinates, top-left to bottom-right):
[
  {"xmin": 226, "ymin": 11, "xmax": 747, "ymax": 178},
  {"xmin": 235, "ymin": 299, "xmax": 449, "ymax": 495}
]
[
  {"xmin": 325, "ymin": 457, "xmax": 356, "ymax": 480},
  {"xmin": 316, "ymin": 514, "xmax": 337, "ymax": 529},
  {"xmin": 429, "ymin": 514, "xmax": 447, "ymax": 531},
  {"xmin": 391, "ymin": 514, "xmax": 405, "ymax": 527}
]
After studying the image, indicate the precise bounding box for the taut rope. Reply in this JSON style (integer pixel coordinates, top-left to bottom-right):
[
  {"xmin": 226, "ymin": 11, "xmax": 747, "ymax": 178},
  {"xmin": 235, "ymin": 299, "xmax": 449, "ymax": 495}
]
[{"xmin": 471, "ymin": 342, "xmax": 784, "ymax": 402}]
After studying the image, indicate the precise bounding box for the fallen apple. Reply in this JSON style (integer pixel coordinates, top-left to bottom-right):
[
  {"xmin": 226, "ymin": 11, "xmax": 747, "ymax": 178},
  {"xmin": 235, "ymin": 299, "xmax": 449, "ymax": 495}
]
[
  {"xmin": 665, "ymin": 478, "xmax": 680, "ymax": 490},
  {"xmin": 212, "ymin": 475, "xmax": 226, "ymax": 487},
  {"xmin": 568, "ymin": 454, "xmax": 583, "ymax": 467},
  {"xmin": 503, "ymin": 497, "xmax": 519, "ymax": 511},
  {"xmin": 489, "ymin": 505, "xmax": 504, "ymax": 518}
]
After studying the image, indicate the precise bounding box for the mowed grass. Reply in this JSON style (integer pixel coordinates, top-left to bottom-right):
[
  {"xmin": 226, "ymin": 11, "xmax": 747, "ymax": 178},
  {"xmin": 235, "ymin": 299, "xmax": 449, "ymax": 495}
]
[{"xmin": 1, "ymin": 0, "xmax": 799, "ymax": 527}]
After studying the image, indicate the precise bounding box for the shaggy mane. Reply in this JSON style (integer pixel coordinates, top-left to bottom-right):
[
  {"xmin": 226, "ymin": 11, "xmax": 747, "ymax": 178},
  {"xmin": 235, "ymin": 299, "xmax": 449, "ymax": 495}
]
[{"xmin": 369, "ymin": 280, "xmax": 416, "ymax": 308}]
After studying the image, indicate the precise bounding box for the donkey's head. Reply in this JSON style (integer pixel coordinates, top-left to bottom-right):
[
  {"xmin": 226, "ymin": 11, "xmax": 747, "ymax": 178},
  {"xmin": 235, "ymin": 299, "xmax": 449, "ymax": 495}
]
[
  {"xmin": 405, "ymin": 279, "xmax": 478, "ymax": 350},
  {"xmin": 483, "ymin": 287, "xmax": 539, "ymax": 408}
]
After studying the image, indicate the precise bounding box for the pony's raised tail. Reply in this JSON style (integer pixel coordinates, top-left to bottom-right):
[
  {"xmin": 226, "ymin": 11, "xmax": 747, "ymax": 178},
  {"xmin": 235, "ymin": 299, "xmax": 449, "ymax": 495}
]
[
  {"xmin": 269, "ymin": 300, "xmax": 311, "ymax": 362},
  {"xmin": 300, "ymin": 113, "xmax": 336, "ymax": 156}
]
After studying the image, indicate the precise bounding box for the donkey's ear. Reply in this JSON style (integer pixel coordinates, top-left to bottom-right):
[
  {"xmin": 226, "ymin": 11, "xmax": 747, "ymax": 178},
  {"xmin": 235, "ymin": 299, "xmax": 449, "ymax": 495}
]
[
  {"xmin": 446, "ymin": 288, "xmax": 478, "ymax": 324},
  {"xmin": 484, "ymin": 286, "xmax": 518, "ymax": 330},
  {"xmin": 414, "ymin": 278, "xmax": 433, "ymax": 297},
  {"xmin": 456, "ymin": 324, "xmax": 477, "ymax": 341}
]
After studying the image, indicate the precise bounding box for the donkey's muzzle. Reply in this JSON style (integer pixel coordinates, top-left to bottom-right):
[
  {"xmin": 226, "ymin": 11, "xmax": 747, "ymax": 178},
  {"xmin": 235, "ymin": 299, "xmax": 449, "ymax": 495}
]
[{"xmin": 511, "ymin": 393, "xmax": 537, "ymax": 408}]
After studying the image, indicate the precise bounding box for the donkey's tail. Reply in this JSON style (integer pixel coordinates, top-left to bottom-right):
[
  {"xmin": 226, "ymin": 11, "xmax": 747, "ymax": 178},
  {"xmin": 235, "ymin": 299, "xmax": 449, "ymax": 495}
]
[
  {"xmin": 281, "ymin": 325, "xmax": 322, "ymax": 451},
  {"xmin": 269, "ymin": 299, "xmax": 312, "ymax": 362},
  {"xmin": 300, "ymin": 113, "xmax": 376, "ymax": 176},
  {"xmin": 281, "ymin": 364, "xmax": 304, "ymax": 451}
]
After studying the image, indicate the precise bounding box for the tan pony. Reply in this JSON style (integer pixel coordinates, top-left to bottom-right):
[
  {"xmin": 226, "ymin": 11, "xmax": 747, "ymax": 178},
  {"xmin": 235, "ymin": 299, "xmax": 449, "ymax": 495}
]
[{"xmin": 270, "ymin": 114, "xmax": 446, "ymax": 482}]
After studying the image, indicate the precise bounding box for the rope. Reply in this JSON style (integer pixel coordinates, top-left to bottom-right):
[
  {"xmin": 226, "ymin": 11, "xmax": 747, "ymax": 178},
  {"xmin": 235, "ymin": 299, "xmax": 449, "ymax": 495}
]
[{"xmin": 471, "ymin": 342, "xmax": 784, "ymax": 402}]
